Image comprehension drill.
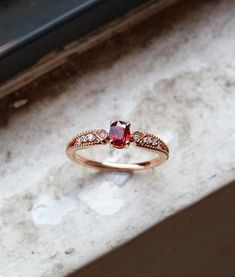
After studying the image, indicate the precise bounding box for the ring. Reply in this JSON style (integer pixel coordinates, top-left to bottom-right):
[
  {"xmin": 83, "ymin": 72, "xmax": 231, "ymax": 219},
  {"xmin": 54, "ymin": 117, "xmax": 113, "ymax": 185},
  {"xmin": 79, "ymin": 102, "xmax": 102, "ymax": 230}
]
[{"xmin": 66, "ymin": 120, "xmax": 169, "ymax": 172}]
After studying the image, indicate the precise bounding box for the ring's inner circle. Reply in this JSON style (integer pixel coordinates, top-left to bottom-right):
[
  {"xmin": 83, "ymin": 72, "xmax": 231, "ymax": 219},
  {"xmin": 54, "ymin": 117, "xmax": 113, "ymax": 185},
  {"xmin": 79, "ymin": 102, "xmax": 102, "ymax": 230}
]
[
  {"xmin": 80, "ymin": 145, "xmax": 159, "ymax": 161},
  {"xmin": 70, "ymin": 145, "xmax": 167, "ymax": 171}
]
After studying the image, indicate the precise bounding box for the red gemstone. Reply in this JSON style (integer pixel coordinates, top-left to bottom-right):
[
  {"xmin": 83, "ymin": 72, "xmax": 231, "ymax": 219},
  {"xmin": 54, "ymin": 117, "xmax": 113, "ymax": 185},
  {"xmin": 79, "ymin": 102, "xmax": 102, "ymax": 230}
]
[{"xmin": 109, "ymin": 121, "xmax": 131, "ymax": 149}]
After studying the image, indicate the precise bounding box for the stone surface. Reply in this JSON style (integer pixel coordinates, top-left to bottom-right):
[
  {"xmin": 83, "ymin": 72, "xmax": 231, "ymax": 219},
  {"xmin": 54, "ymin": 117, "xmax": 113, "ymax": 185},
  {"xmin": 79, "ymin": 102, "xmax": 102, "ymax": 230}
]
[{"xmin": 0, "ymin": 0, "xmax": 235, "ymax": 276}]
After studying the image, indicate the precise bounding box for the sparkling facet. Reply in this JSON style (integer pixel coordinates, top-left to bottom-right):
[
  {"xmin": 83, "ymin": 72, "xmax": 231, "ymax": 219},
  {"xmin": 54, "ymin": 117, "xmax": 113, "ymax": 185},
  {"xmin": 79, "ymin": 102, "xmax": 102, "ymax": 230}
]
[
  {"xmin": 86, "ymin": 134, "xmax": 94, "ymax": 141},
  {"xmin": 109, "ymin": 121, "xmax": 131, "ymax": 149},
  {"xmin": 78, "ymin": 136, "xmax": 85, "ymax": 144},
  {"xmin": 144, "ymin": 136, "xmax": 152, "ymax": 144},
  {"xmin": 152, "ymin": 139, "xmax": 159, "ymax": 146},
  {"xmin": 99, "ymin": 130, "xmax": 107, "ymax": 139},
  {"xmin": 133, "ymin": 132, "xmax": 142, "ymax": 141},
  {"xmin": 95, "ymin": 129, "xmax": 108, "ymax": 142}
]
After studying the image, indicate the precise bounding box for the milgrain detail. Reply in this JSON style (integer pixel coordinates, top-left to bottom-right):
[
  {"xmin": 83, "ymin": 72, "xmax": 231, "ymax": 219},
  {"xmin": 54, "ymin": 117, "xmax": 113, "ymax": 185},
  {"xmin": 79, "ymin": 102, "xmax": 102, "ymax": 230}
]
[
  {"xmin": 67, "ymin": 129, "xmax": 109, "ymax": 149},
  {"xmin": 66, "ymin": 127, "xmax": 169, "ymax": 171},
  {"xmin": 67, "ymin": 129, "xmax": 169, "ymax": 155},
  {"xmin": 132, "ymin": 131, "xmax": 169, "ymax": 156}
]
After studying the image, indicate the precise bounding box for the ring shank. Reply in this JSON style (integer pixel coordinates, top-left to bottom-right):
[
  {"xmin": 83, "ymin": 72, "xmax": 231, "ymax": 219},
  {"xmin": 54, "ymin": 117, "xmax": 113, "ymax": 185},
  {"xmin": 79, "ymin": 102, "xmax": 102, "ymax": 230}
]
[{"xmin": 67, "ymin": 145, "xmax": 168, "ymax": 172}]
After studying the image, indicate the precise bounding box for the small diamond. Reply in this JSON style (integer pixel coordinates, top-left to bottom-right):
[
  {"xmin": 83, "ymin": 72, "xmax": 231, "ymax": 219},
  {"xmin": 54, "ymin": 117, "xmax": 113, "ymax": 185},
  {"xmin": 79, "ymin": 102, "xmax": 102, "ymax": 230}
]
[
  {"xmin": 86, "ymin": 134, "xmax": 94, "ymax": 141},
  {"xmin": 143, "ymin": 136, "xmax": 152, "ymax": 144},
  {"xmin": 99, "ymin": 130, "xmax": 107, "ymax": 139},
  {"xmin": 133, "ymin": 132, "xmax": 142, "ymax": 141},
  {"xmin": 152, "ymin": 139, "xmax": 159, "ymax": 146},
  {"xmin": 78, "ymin": 136, "xmax": 85, "ymax": 144},
  {"xmin": 95, "ymin": 129, "xmax": 108, "ymax": 141}
]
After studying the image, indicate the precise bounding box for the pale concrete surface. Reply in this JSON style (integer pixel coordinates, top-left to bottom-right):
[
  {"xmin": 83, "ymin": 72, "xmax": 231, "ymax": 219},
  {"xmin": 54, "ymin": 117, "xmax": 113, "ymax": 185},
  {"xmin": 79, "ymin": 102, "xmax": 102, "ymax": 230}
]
[{"xmin": 0, "ymin": 0, "xmax": 235, "ymax": 276}]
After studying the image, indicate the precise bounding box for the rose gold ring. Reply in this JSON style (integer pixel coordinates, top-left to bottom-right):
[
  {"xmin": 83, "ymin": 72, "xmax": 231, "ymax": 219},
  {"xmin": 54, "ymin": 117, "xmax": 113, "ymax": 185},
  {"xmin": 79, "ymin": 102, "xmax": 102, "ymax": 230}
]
[{"xmin": 66, "ymin": 120, "xmax": 169, "ymax": 172}]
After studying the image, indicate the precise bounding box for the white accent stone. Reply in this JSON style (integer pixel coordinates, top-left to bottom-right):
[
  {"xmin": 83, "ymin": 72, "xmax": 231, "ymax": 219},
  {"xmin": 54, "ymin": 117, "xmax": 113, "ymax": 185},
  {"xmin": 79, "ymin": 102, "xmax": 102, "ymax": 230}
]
[
  {"xmin": 152, "ymin": 139, "xmax": 160, "ymax": 146},
  {"xmin": 78, "ymin": 136, "xmax": 85, "ymax": 143},
  {"xmin": 143, "ymin": 136, "xmax": 152, "ymax": 144},
  {"xmin": 99, "ymin": 130, "xmax": 107, "ymax": 139},
  {"xmin": 86, "ymin": 133, "xmax": 94, "ymax": 141},
  {"xmin": 133, "ymin": 132, "xmax": 142, "ymax": 141}
]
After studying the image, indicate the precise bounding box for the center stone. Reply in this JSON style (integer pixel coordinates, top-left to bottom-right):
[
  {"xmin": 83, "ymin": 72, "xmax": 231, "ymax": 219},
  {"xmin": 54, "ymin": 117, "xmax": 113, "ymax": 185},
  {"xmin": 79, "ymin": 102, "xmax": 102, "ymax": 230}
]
[{"xmin": 109, "ymin": 121, "xmax": 131, "ymax": 149}]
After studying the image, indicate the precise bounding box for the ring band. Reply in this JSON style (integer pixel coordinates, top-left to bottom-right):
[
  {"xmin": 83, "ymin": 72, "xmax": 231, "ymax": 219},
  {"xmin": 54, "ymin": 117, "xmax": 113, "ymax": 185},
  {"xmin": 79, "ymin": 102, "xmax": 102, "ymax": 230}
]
[{"xmin": 66, "ymin": 121, "xmax": 169, "ymax": 172}]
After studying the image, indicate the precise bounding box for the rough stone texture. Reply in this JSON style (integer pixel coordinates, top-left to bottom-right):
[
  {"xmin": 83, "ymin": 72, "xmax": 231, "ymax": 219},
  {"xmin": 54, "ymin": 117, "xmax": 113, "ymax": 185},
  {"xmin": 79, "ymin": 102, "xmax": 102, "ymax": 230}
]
[{"xmin": 0, "ymin": 0, "xmax": 235, "ymax": 276}]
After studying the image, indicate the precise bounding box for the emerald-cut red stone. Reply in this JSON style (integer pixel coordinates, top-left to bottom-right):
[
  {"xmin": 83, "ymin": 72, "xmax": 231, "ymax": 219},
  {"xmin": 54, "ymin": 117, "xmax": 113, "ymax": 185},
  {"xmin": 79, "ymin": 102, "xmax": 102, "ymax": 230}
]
[{"xmin": 109, "ymin": 121, "xmax": 131, "ymax": 149}]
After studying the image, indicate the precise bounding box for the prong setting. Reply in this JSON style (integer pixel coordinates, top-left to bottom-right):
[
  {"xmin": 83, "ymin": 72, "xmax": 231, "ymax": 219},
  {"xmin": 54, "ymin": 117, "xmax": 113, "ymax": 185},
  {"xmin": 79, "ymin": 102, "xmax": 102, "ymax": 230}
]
[
  {"xmin": 109, "ymin": 139, "xmax": 114, "ymax": 148},
  {"xmin": 124, "ymin": 141, "xmax": 130, "ymax": 149},
  {"xmin": 66, "ymin": 121, "xmax": 169, "ymax": 171}
]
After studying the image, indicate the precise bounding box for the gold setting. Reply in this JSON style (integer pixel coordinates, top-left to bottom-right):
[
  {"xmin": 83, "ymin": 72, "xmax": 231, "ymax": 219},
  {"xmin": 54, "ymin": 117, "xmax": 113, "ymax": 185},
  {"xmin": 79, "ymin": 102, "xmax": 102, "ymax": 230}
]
[{"xmin": 66, "ymin": 123, "xmax": 169, "ymax": 172}]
